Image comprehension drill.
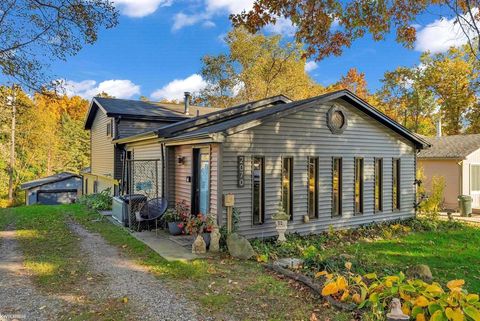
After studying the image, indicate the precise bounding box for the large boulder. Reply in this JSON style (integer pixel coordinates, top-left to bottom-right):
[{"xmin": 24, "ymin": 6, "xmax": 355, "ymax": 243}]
[
  {"xmin": 407, "ymin": 264, "xmax": 433, "ymax": 282},
  {"xmin": 227, "ymin": 233, "xmax": 255, "ymax": 260}
]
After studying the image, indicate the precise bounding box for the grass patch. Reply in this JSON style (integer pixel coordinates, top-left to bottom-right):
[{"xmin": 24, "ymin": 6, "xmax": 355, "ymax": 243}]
[
  {"xmin": 341, "ymin": 225, "xmax": 480, "ymax": 290},
  {"xmin": 2, "ymin": 205, "xmax": 88, "ymax": 293},
  {"xmin": 253, "ymin": 217, "xmax": 480, "ymax": 292},
  {"xmin": 65, "ymin": 204, "xmax": 347, "ymax": 320},
  {"xmin": 0, "ymin": 205, "xmax": 132, "ymax": 320}
]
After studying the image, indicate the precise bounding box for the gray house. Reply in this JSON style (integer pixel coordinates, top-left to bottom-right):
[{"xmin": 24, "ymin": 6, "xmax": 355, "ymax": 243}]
[
  {"xmin": 83, "ymin": 95, "xmax": 220, "ymax": 195},
  {"xmin": 111, "ymin": 90, "xmax": 429, "ymax": 238},
  {"xmin": 21, "ymin": 172, "xmax": 82, "ymax": 205}
]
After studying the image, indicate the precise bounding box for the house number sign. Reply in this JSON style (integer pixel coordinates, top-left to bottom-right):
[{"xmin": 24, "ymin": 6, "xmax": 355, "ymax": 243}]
[{"xmin": 237, "ymin": 156, "xmax": 245, "ymax": 187}]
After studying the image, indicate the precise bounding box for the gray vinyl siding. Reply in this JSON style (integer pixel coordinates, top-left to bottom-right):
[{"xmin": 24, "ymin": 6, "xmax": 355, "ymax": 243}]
[
  {"xmin": 91, "ymin": 110, "xmax": 114, "ymax": 178},
  {"xmin": 221, "ymin": 99, "xmax": 416, "ymax": 239},
  {"xmin": 117, "ymin": 119, "xmax": 172, "ymax": 139}
]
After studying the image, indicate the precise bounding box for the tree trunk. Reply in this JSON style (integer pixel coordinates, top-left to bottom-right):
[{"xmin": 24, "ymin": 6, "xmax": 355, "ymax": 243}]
[{"xmin": 8, "ymin": 85, "xmax": 16, "ymax": 204}]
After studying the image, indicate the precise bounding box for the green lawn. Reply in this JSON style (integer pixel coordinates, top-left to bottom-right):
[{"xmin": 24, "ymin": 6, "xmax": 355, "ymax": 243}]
[
  {"xmin": 253, "ymin": 218, "xmax": 480, "ymax": 293},
  {"xmin": 1, "ymin": 204, "xmax": 348, "ymax": 321},
  {"xmin": 339, "ymin": 224, "xmax": 480, "ymax": 290}
]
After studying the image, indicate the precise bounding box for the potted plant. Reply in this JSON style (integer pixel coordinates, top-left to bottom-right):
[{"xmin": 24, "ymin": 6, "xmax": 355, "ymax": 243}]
[
  {"xmin": 272, "ymin": 203, "xmax": 290, "ymax": 242},
  {"xmin": 164, "ymin": 208, "xmax": 183, "ymax": 235},
  {"xmin": 186, "ymin": 214, "xmax": 207, "ymax": 254}
]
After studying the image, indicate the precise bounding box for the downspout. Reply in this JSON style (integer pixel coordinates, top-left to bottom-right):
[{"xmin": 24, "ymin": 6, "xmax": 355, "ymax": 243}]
[{"xmin": 161, "ymin": 142, "xmax": 166, "ymax": 199}]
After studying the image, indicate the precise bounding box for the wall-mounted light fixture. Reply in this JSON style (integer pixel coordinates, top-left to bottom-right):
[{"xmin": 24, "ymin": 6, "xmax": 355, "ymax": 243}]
[{"xmin": 177, "ymin": 156, "xmax": 185, "ymax": 165}]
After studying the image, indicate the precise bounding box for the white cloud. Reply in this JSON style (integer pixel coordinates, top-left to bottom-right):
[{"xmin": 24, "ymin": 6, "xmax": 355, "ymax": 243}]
[
  {"xmin": 172, "ymin": 12, "xmax": 206, "ymax": 31},
  {"xmin": 63, "ymin": 79, "xmax": 141, "ymax": 99},
  {"xmin": 202, "ymin": 20, "xmax": 216, "ymax": 28},
  {"xmin": 113, "ymin": 0, "xmax": 172, "ymax": 18},
  {"xmin": 264, "ymin": 17, "xmax": 296, "ymax": 37},
  {"xmin": 172, "ymin": 0, "xmax": 253, "ymax": 30},
  {"xmin": 415, "ymin": 10, "xmax": 478, "ymax": 53},
  {"xmin": 304, "ymin": 61, "xmax": 318, "ymax": 73},
  {"xmin": 205, "ymin": 0, "xmax": 254, "ymax": 14},
  {"xmin": 151, "ymin": 74, "xmax": 207, "ymax": 100}
]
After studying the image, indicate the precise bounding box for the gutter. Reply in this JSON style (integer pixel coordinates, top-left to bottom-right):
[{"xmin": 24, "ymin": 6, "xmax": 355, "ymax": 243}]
[
  {"xmin": 112, "ymin": 131, "xmax": 158, "ymax": 144},
  {"xmin": 162, "ymin": 133, "xmax": 225, "ymax": 146}
]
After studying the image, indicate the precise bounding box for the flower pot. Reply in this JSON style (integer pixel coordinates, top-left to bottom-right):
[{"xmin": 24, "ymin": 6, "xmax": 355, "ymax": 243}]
[
  {"xmin": 203, "ymin": 233, "xmax": 211, "ymax": 249},
  {"xmin": 168, "ymin": 222, "xmax": 183, "ymax": 235}
]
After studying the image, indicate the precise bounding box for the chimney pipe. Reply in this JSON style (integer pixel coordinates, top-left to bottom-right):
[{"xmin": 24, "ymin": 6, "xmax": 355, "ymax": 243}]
[
  {"xmin": 184, "ymin": 92, "xmax": 191, "ymax": 115},
  {"xmin": 436, "ymin": 118, "xmax": 442, "ymax": 137}
]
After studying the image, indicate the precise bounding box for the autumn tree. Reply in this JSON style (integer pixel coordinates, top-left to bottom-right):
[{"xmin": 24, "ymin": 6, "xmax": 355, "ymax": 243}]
[
  {"xmin": 200, "ymin": 28, "xmax": 323, "ymax": 106},
  {"xmin": 325, "ymin": 68, "xmax": 369, "ymax": 99},
  {"xmin": 422, "ymin": 47, "xmax": 479, "ymax": 135},
  {"xmin": 378, "ymin": 66, "xmax": 437, "ymax": 135},
  {"xmin": 0, "ymin": 88, "xmax": 89, "ymax": 205},
  {"xmin": 0, "ymin": 0, "xmax": 118, "ymax": 90},
  {"xmin": 231, "ymin": 0, "xmax": 480, "ymax": 62}
]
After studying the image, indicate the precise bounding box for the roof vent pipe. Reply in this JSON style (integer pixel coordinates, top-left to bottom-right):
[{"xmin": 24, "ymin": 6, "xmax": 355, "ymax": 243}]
[
  {"xmin": 184, "ymin": 92, "xmax": 191, "ymax": 115},
  {"xmin": 436, "ymin": 118, "xmax": 442, "ymax": 137}
]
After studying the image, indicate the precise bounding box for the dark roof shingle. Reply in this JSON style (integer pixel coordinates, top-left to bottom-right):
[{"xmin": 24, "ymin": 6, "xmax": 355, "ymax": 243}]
[
  {"xmin": 417, "ymin": 134, "xmax": 480, "ymax": 159},
  {"xmin": 85, "ymin": 97, "xmax": 221, "ymax": 129},
  {"xmin": 21, "ymin": 172, "xmax": 80, "ymax": 190}
]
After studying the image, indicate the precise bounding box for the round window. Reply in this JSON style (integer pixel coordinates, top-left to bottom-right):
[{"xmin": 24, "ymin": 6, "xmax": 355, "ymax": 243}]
[{"xmin": 327, "ymin": 106, "xmax": 348, "ymax": 134}]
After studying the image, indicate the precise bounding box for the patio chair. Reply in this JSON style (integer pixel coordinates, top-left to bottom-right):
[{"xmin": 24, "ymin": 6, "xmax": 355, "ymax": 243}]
[{"xmin": 135, "ymin": 197, "xmax": 168, "ymax": 235}]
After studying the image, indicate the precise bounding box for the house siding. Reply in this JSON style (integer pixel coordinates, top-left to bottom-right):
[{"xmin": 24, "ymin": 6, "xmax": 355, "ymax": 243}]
[
  {"xmin": 418, "ymin": 159, "xmax": 461, "ymax": 210},
  {"xmin": 91, "ymin": 109, "xmax": 114, "ymax": 178},
  {"xmin": 221, "ymin": 99, "xmax": 416, "ymax": 239},
  {"xmin": 117, "ymin": 119, "xmax": 172, "ymax": 139},
  {"xmin": 463, "ymin": 148, "xmax": 480, "ymax": 209}
]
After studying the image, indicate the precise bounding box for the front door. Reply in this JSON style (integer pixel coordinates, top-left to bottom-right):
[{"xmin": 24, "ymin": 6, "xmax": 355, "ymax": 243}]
[{"xmin": 192, "ymin": 148, "xmax": 210, "ymax": 216}]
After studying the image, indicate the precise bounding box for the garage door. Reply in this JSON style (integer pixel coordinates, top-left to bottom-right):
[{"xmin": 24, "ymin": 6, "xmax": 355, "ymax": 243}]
[{"xmin": 37, "ymin": 190, "xmax": 77, "ymax": 205}]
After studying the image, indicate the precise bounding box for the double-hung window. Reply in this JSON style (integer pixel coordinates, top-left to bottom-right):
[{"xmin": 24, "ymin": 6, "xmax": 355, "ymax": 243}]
[
  {"xmin": 332, "ymin": 158, "xmax": 342, "ymax": 217},
  {"xmin": 354, "ymin": 158, "xmax": 364, "ymax": 214},
  {"xmin": 375, "ymin": 158, "xmax": 383, "ymax": 212},
  {"xmin": 307, "ymin": 157, "xmax": 319, "ymax": 219},
  {"xmin": 393, "ymin": 158, "xmax": 401, "ymax": 210},
  {"xmin": 282, "ymin": 157, "xmax": 293, "ymax": 220},
  {"xmin": 252, "ymin": 157, "xmax": 265, "ymax": 225}
]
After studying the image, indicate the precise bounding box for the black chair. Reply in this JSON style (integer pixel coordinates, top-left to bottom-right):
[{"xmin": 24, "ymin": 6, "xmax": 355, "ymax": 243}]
[{"xmin": 135, "ymin": 197, "xmax": 168, "ymax": 234}]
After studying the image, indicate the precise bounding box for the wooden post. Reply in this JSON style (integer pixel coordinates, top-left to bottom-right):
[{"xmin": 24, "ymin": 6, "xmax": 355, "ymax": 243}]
[
  {"xmin": 223, "ymin": 193, "xmax": 235, "ymax": 233},
  {"xmin": 227, "ymin": 206, "xmax": 233, "ymax": 233}
]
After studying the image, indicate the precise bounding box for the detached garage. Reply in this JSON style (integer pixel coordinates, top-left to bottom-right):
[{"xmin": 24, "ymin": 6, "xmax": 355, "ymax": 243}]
[{"xmin": 21, "ymin": 172, "xmax": 82, "ymax": 205}]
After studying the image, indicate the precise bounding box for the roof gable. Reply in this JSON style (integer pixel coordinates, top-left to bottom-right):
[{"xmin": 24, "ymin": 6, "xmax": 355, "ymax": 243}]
[
  {"xmin": 163, "ymin": 90, "xmax": 429, "ymax": 149},
  {"xmin": 418, "ymin": 134, "xmax": 480, "ymax": 159}
]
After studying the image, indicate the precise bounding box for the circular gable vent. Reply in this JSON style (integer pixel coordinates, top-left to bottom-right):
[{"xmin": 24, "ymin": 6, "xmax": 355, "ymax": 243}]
[{"xmin": 327, "ymin": 105, "xmax": 348, "ymax": 134}]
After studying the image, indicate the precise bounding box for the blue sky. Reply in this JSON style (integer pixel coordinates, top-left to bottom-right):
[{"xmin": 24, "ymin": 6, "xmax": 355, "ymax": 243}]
[{"xmin": 56, "ymin": 0, "xmax": 470, "ymax": 101}]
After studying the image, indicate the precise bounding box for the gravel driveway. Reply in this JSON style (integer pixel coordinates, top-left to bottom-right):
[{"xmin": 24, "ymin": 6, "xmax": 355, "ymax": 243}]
[
  {"xmin": 0, "ymin": 226, "xmax": 66, "ymax": 321},
  {"xmin": 69, "ymin": 222, "xmax": 205, "ymax": 321}
]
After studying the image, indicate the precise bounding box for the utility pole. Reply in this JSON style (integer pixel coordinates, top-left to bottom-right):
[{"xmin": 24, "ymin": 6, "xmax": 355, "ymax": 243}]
[{"xmin": 8, "ymin": 84, "xmax": 16, "ymax": 204}]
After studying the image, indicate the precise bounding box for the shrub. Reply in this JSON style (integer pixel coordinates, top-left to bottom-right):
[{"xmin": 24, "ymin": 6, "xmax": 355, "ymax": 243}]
[
  {"xmin": 319, "ymin": 267, "xmax": 480, "ymax": 321},
  {"xmin": 418, "ymin": 169, "xmax": 446, "ymax": 219},
  {"xmin": 77, "ymin": 188, "xmax": 112, "ymax": 211}
]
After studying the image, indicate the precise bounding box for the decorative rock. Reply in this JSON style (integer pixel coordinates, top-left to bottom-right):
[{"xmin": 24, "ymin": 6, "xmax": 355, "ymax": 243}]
[
  {"xmin": 273, "ymin": 258, "xmax": 304, "ymax": 270},
  {"xmin": 407, "ymin": 264, "xmax": 432, "ymax": 282},
  {"xmin": 209, "ymin": 228, "xmax": 221, "ymax": 253},
  {"xmin": 192, "ymin": 235, "xmax": 207, "ymax": 254},
  {"xmin": 226, "ymin": 233, "xmax": 255, "ymax": 260}
]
